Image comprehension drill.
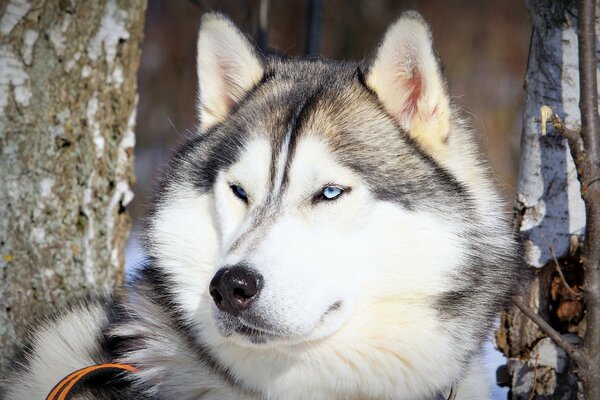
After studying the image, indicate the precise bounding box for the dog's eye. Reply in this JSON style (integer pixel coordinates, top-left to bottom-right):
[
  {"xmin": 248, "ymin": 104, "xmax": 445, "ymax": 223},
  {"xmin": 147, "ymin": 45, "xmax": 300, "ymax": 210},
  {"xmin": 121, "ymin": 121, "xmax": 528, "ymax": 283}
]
[
  {"xmin": 321, "ymin": 186, "xmax": 343, "ymax": 200},
  {"xmin": 230, "ymin": 184, "xmax": 249, "ymax": 203}
]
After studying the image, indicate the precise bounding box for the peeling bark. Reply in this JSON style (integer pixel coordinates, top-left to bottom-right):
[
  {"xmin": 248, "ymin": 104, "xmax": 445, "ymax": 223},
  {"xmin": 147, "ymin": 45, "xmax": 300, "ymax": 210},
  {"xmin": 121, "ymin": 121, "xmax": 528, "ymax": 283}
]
[
  {"xmin": 497, "ymin": 0, "xmax": 600, "ymax": 398},
  {"xmin": 0, "ymin": 0, "xmax": 146, "ymax": 369}
]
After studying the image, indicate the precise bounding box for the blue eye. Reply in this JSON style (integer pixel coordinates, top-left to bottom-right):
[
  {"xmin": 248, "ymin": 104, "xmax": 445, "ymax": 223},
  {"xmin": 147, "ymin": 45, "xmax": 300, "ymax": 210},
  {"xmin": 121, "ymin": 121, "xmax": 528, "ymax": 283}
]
[
  {"xmin": 230, "ymin": 185, "xmax": 248, "ymax": 202},
  {"xmin": 322, "ymin": 186, "xmax": 343, "ymax": 200}
]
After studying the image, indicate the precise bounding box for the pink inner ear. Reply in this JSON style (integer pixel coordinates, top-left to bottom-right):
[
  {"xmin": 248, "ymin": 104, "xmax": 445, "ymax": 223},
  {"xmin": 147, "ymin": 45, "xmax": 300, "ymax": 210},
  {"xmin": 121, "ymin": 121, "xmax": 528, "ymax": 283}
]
[{"xmin": 401, "ymin": 69, "xmax": 422, "ymax": 120}]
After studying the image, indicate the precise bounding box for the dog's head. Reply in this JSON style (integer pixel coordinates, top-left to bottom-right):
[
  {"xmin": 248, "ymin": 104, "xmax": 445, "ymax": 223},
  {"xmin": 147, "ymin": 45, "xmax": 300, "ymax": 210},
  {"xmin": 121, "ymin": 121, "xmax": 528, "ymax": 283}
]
[{"xmin": 144, "ymin": 11, "xmax": 519, "ymax": 397}]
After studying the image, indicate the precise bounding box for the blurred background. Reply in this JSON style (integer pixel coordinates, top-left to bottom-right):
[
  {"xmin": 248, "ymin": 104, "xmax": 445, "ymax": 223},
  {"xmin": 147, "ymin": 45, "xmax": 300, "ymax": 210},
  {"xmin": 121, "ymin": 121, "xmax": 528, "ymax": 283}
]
[{"xmin": 127, "ymin": 1, "xmax": 532, "ymax": 398}]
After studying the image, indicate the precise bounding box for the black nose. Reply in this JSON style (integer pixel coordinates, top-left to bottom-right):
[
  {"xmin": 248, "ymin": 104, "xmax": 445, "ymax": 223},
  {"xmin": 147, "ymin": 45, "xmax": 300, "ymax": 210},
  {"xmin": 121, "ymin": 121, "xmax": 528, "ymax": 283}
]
[{"xmin": 209, "ymin": 265, "xmax": 263, "ymax": 315}]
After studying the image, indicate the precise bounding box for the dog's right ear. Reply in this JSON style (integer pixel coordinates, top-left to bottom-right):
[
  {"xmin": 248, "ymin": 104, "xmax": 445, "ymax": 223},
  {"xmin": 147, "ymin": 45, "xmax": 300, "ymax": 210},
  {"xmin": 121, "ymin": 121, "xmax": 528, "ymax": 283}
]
[
  {"xmin": 365, "ymin": 11, "xmax": 450, "ymax": 158},
  {"xmin": 196, "ymin": 13, "xmax": 264, "ymax": 132}
]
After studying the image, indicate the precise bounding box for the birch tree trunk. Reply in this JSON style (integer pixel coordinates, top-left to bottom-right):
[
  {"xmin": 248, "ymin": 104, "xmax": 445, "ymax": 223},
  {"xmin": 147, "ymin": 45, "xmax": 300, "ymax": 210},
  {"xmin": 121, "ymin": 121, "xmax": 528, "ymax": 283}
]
[
  {"xmin": 496, "ymin": 0, "xmax": 600, "ymax": 398},
  {"xmin": 0, "ymin": 0, "xmax": 146, "ymax": 369}
]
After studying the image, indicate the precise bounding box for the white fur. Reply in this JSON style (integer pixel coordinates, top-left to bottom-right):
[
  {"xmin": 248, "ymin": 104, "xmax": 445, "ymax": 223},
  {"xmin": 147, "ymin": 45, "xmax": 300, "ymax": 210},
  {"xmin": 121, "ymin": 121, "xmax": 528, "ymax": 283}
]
[
  {"xmin": 149, "ymin": 135, "xmax": 488, "ymax": 399},
  {"xmin": 149, "ymin": 188, "xmax": 219, "ymax": 314},
  {"xmin": 2, "ymin": 303, "xmax": 108, "ymax": 400},
  {"xmin": 144, "ymin": 17, "xmax": 500, "ymax": 397}
]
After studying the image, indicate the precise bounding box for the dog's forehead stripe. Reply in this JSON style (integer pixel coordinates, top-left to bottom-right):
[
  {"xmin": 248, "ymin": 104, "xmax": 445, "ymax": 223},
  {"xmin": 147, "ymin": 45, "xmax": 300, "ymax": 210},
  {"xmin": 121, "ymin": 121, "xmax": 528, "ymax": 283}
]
[
  {"xmin": 226, "ymin": 86, "xmax": 327, "ymax": 256},
  {"xmin": 270, "ymin": 128, "xmax": 290, "ymax": 200},
  {"xmin": 277, "ymin": 85, "xmax": 325, "ymax": 194}
]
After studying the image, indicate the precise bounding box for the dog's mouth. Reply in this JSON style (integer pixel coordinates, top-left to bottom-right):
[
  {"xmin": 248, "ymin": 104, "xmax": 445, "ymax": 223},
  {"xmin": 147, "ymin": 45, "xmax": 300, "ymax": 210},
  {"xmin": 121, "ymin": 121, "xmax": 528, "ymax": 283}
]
[
  {"xmin": 214, "ymin": 300, "xmax": 346, "ymax": 346},
  {"xmin": 233, "ymin": 319, "xmax": 279, "ymax": 344},
  {"xmin": 213, "ymin": 311, "xmax": 282, "ymax": 345}
]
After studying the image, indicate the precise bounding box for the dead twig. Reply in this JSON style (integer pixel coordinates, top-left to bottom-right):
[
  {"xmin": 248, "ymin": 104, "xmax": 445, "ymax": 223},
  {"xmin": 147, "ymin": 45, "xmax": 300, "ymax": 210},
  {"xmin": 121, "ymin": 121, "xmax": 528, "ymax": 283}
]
[
  {"xmin": 541, "ymin": 105, "xmax": 582, "ymax": 145},
  {"xmin": 540, "ymin": 234, "xmax": 580, "ymax": 299},
  {"xmin": 540, "ymin": 106, "xmax": 585, "ymax": 186},
  {"xmin": 528, "ymin": 353, "xmax": 540, "ymax": 400},
  {"xmin": 511, "ymin": 296, "xmax": 587, "ymax": 368},
  {"xmin": 550, "ymin": 246, "xmax": 580, "ymax": 299}
]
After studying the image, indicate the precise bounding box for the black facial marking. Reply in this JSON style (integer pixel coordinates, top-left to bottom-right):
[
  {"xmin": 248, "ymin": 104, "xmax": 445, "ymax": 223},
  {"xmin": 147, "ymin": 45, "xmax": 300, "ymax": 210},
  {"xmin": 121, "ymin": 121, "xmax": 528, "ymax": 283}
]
[{"xmin": 278, "ymin": 86, "xmax": 327, "ymax": 192}]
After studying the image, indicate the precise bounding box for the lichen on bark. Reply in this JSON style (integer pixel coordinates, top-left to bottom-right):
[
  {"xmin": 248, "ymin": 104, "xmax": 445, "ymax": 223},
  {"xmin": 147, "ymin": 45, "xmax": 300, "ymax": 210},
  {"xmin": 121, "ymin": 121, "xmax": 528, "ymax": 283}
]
[{"xmin": 0, "ymin": 0, "xmax": 147, "ymax": 369}]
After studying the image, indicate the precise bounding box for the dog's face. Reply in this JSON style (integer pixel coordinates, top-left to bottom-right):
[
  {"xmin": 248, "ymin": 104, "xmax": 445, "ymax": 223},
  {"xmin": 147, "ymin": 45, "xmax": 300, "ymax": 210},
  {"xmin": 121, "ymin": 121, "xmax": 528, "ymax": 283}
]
[
  {"xmin": 140, "ymin": 12, "xmax": 523, "ymax": 398},
  {"xmin": 147, "ymin": 13, "xmax": 486, "ymax": 353},
  {"xmin": 204, "ymin": 71, "xmax": 466, "ymax": 347},
  {"xmin": 211, "ymin": 135, "xmax": 371, "ymax": 344},
  {"xmin": 210, "ymin": 134, "xmax": 465, "ymax": 347}
]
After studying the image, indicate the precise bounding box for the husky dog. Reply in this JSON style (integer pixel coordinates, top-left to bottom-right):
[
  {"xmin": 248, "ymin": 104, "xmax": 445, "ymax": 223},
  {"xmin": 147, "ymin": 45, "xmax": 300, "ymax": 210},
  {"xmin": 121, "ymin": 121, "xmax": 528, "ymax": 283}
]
[{"xmin": 1, "ymin": 11, "xmax": 525, "ymax": 400}]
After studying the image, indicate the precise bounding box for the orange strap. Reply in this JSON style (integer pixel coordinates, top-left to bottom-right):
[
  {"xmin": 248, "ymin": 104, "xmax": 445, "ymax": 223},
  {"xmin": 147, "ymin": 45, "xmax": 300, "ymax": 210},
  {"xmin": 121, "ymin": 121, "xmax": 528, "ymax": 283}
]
[{"xmin": 46, "ymin": 363, "xmax": 139, "ymax": 400}]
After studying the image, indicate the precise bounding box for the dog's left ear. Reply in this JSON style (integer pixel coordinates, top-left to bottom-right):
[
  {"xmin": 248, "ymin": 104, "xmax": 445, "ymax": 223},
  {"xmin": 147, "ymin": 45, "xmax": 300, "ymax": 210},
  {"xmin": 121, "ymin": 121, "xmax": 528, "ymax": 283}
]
[
  {"xmin": 196, "ymin": 13, "xmax": 264, "ymax": 132},
  {"xmin": 366, "ymin": 11, "xmax": 450, "ymax": 155}
]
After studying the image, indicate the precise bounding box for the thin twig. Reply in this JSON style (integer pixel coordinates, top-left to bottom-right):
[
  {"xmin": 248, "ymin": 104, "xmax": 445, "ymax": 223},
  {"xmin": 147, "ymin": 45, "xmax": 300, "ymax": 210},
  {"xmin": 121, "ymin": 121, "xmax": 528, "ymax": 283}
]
[
  {"xmin": 551, "ymin": 248, "xmax": 579, "ymax": 299},
  {"xmin": 550, "ymin": 112, "xmax": 586, "ymax": 183},
  {"xmin": 528, "ymin": 353, "xmax": 540, "ymax": 400},
  {"xmin": 511, "ymin": 296, "xmax": 587, "ymax": 367},
  {"xmin": 541, "ymin": 106, "xmax": 585, "ymax": 183},
  {"xmin": 540, "ymin": 235, "xmax": 580, "ymax": 299},
  {"xmin": 550, "ymin": 111, "xmax": 582, "ymax": 145}
]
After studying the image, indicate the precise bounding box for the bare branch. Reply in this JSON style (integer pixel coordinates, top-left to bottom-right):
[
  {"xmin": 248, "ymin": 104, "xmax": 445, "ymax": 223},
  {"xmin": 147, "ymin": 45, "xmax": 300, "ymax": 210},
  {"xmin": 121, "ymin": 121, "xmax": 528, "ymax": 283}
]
[
  {"xmin": 541, "ymin": 234, "xmax": 580, "ymax": 299},
  {"xmin": 540, "ymin": 106, "xmax": 585, "ymax": 184},
  {"xmin": 576, "ymin": 0, "xmax": 600, "ymax": 396},
  {"xmin": 511, "ymin": 296, "xmax": 587, "ymax": 367}
]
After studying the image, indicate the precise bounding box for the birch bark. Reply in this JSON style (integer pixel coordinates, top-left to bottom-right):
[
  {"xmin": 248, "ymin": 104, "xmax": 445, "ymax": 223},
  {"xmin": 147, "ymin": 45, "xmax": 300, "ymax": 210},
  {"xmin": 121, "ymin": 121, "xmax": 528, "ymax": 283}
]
[
  {"xmin": 0, "ymin": 0, "xmax": 146, "ymax": 369},
  {"xmin": 497, "ymin": 0, "xmax": 600, "ymax": 398}
]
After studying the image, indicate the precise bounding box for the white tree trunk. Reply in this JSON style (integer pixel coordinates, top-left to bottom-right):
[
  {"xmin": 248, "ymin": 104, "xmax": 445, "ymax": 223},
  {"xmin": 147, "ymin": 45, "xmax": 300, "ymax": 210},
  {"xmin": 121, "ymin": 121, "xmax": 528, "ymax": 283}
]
[
  {"xmin": 497, "ymin": 1, "xmax": 600, "ymax": 398},
  {"xmin": 0, "ymin": 0, "xmax": 146, "ymax": 369},
  {"xmin": 517, "ymin": 4, "xmax": 587, "ymax": 269}
]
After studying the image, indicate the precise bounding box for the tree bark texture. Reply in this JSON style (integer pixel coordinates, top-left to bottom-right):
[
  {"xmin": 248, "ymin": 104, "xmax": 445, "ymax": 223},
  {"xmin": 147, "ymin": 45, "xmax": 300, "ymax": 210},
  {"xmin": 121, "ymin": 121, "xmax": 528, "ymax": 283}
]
[
  {"xmin": 496, "ymin": 0, "xmax": 600, "ymax": 398},
  {"xmin": 0, "ymin": 0, "xmax": 146, "ymax": 369},
  {"xmin": 576, "ymin": 0, "xmax": 600, "ymax": 396}
]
